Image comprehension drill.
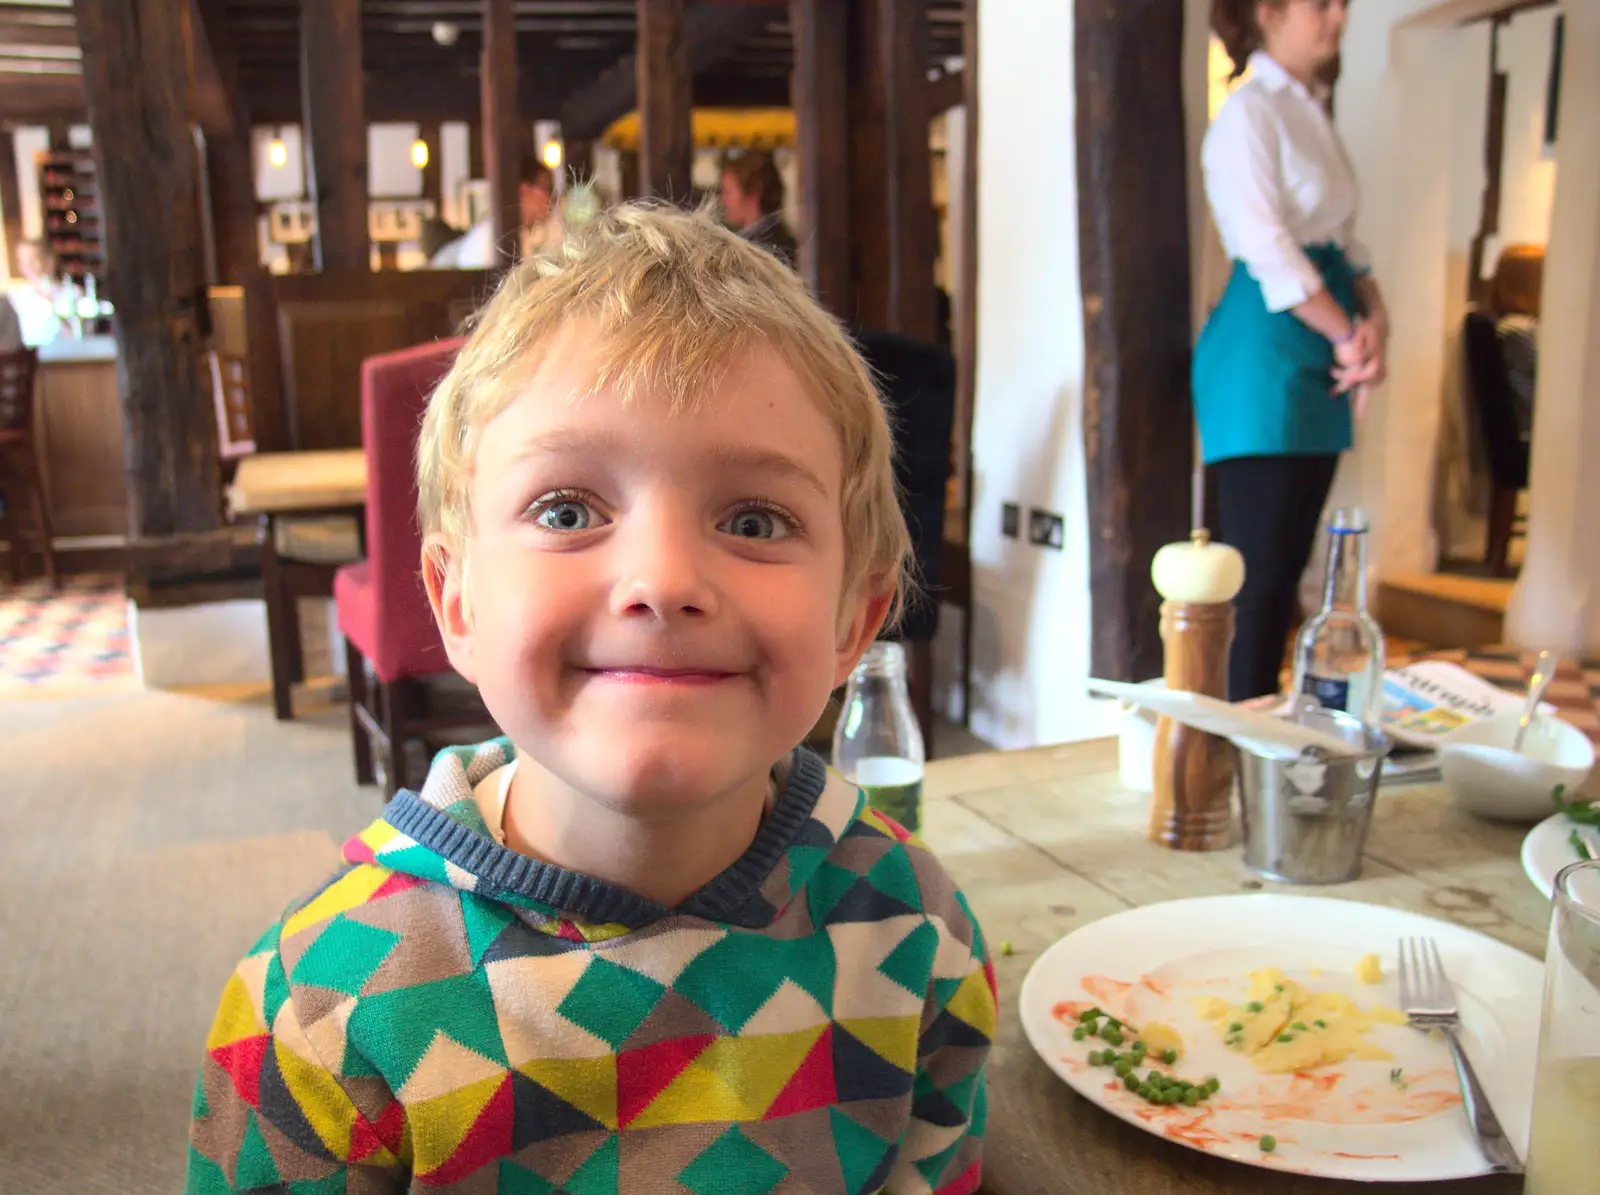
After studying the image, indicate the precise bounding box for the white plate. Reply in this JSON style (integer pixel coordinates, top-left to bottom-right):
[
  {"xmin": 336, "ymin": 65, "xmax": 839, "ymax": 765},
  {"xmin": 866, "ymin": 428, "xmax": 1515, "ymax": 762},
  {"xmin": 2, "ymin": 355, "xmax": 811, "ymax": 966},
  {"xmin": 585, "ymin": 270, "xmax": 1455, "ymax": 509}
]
[
  {"xmin": 1522, "ymin": 812, "xmax": 1596, "ymax": 899},
  {"xmin": 1018, "ymin": 894, "xmax": 1541, "ymax": 1182}
]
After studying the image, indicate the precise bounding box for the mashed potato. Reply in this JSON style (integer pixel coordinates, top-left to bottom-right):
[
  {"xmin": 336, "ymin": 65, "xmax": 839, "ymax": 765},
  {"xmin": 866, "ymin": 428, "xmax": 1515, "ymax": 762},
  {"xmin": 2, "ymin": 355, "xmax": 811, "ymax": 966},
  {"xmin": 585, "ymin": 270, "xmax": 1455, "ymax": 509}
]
[{"xmin": 1197, "ymin": 966, "xmax": 1406, "ymax": 1074}]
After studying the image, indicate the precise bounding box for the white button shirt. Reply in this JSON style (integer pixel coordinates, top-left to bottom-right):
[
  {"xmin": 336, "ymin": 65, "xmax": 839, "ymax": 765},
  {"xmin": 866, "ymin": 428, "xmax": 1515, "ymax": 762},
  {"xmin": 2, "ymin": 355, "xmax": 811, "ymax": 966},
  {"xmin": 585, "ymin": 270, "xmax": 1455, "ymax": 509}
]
[{"xmin": 1202, "ymin": 51, "xmax": 1371, "ymax": 313}]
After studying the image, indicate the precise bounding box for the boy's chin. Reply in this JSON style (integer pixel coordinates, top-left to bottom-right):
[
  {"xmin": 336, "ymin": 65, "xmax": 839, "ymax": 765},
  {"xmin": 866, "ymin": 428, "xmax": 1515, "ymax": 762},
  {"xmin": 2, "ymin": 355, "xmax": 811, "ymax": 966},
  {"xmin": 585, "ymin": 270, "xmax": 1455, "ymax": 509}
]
[{"xmin": 564, "ymin": 738, "xmax": 771, "ymax": 815}]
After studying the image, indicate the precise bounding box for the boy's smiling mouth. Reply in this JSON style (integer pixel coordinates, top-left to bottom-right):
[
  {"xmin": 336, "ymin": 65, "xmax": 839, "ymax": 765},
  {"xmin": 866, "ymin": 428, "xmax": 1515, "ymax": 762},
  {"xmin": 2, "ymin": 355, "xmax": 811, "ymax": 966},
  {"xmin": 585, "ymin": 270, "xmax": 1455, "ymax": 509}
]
[{"xmin": 581, "ymin": 665, "xmax": 744, "ymax": 686}]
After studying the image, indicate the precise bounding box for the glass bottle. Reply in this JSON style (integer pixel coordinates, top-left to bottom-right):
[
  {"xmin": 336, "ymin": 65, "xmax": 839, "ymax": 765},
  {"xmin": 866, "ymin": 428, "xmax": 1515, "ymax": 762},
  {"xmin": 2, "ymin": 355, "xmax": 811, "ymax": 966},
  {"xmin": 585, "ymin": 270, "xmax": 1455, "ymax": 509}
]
[
  {"xmin": 1291, "ymin": 507, "xmax": 1385, "ymax": 724},
  {"xmin": 832, "ymin": 641, "xmax": 926, "ymax": 831}
]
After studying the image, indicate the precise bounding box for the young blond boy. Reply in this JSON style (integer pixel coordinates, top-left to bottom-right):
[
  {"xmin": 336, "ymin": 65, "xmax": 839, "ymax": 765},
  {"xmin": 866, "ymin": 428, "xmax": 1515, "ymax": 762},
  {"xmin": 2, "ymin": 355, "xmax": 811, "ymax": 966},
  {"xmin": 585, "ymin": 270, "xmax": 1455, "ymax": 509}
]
[{"xmin": 187, "ymin": 205, "xmax": 994, "ymax": 1194}]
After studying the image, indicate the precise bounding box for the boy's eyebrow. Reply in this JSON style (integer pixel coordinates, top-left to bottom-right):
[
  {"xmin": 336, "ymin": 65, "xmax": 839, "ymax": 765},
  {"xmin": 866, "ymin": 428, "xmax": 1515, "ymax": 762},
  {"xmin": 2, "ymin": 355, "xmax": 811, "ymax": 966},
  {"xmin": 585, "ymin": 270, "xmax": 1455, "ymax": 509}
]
[{"xmin": 512, "ymin": 429, "xmax": 831, "ymax": 497}]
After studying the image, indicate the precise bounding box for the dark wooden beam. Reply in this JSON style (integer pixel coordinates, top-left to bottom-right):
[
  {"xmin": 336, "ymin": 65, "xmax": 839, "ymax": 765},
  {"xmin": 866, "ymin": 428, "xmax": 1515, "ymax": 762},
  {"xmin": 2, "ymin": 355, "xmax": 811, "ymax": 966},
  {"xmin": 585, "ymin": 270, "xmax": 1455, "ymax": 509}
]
[
  {"xmin": 952, "ymin": 0, "xmax": 978, "ymax": 726},
  {"xmin": 877, "ymin": 0, "xmax": 937, "ymax": 341},
  {"xmin": 847, "ymin": 0, "xmax": 889, "ymax": 329},
  {"xmin": 927, "ymin": 67, "xmax": 964, "ymax": 114},
  {"xmin": 189, "ymin": 0, "xmax": 232, "ymax": 139},
  {"xmin": 418, "ymin": 119, "xmax": 443, "ymax": 211},
  {"xmin": 0, "ymin": 130, "xmax": 22, "ymax": 277},
  {"xmin": 1076, "ymin": 0, "xmax": 1194, "ymax": 682},
  {"xmin": 481, "ymin": 0, "xmax": 521, "ymax": 261},
  {"xmin": 1469, "ymin": 20, "xmax": 1509, "ymax": 304},
  {"xmin": 75, "ymin": 0, "xmax": 221, "ymax": 541},
  {"xmin": 0, "ymin": 20, "xmax": 78, "ymax": 49},
  {"xmin": 560, "ymin": 2, "xmax": 784, "ymax": 142},
  {"xmin": 0, "ymin": 77, "xmax": 86, "ymax": 122},
  {"xmin": 636, "ymin": 0, "xmax": 694, "ymax": 200},
  {"xmin": 300, "ymin": 0, "xmax": 368, "ymax": 271},
  {"xmin": 790, "ymin": 0, "xmax": 852, "ymax": 316},
  {"xmin": 196, "ymin": 0, "xmax": 260, "ymax": 286}
]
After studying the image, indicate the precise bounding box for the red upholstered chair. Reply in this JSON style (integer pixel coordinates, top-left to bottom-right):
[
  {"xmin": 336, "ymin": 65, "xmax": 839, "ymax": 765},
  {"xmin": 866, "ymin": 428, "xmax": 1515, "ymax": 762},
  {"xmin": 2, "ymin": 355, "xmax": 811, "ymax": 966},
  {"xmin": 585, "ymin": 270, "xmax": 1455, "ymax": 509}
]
[{"xmin": 335, "ymin": 338, "xmax": 494, "ymax": 797}]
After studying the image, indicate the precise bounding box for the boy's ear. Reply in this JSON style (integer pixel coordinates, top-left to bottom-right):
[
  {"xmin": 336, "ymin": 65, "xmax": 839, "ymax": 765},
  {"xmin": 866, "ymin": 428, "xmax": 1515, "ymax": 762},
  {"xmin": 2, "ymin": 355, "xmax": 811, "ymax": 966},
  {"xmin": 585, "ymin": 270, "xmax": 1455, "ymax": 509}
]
[
  {"xmin": 422, "ymin": 536, "xmax": 478, "ymax": 683},
  {"xmin": 833, "ymin": 580, "xmax": 894, "ymax": 688}
]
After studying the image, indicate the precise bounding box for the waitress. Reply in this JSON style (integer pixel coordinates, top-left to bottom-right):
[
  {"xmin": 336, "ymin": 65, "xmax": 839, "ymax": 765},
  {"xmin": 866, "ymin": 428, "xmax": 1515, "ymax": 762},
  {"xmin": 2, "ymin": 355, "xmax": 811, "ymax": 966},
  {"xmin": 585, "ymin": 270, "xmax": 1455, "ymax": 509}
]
[{"xmin": 1195, "ymin": 0, "xmax": 1388, "ymax": 702}]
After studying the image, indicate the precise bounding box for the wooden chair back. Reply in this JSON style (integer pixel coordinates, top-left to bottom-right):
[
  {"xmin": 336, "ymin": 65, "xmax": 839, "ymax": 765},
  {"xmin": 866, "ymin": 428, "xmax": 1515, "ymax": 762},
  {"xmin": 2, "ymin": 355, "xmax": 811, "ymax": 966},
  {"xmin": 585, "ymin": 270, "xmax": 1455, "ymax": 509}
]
[
  {"xmin": 208, "ymin": 350, "xmax": 256, "ymax": 460},
  {"xmin": 0, "ymin": 347, "xmax": 40, "ymax": 437}
]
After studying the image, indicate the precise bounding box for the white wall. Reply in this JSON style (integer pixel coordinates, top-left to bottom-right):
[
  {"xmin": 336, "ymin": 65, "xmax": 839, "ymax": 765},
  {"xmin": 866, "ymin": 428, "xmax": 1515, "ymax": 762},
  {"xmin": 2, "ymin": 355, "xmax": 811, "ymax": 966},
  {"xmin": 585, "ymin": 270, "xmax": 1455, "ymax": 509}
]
[
  {"xmin": 966, "ymin": 0, "xmax": 1117, "ymax": 749},
  {"xmin": 1492, "ymin": 8, "xmax": 1561, "ymax": 258},
  {"xmin": 369, "ymin": 122, "xmax": 422, "ymax": 199}
]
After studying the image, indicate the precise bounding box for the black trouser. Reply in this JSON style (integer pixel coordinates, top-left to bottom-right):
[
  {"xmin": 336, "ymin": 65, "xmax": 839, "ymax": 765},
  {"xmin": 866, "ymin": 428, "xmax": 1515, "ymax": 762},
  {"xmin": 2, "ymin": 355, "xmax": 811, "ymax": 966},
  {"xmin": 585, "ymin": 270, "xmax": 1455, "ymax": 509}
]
[{"xmin": 1211, "ymin": 454, "xmax": 1340, "ymax": 702}]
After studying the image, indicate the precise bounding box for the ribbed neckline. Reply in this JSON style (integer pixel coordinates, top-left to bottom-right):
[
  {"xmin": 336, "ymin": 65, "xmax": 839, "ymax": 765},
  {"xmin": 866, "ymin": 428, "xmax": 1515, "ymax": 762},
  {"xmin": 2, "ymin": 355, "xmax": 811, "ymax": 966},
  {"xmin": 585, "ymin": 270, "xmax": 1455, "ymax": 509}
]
[{"xmin": 383, "ymin": 747, "xmax": 829, "ymax": 931}]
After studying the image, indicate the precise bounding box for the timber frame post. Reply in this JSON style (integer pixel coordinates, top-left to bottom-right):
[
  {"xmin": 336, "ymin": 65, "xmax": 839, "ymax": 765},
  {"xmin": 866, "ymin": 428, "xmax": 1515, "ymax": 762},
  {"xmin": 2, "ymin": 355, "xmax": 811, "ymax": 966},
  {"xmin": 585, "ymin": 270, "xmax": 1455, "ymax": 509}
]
[
  {"xmin": 75, "ymin": 0, "xmax": 221, "ymax": 546},
  {"xmin": 1076, "ymin": 0, "xmax": 1195, "ymax": 682}
]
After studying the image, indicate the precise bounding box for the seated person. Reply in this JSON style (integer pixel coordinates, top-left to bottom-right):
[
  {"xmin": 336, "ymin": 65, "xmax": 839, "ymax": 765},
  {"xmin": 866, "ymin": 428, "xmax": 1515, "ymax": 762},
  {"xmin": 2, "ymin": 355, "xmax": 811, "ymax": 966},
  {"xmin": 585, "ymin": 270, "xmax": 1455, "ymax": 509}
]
[
  {"xmin": 721, "ymin": 150, "xmax": 798, "ymax": 267},
  {"xmin": 432, "ymin": 156, "xmax": 560, "ymax": 268},
  {"xmin": 186, "ymin": 204, "xmax": 995, "ymax": 1193},
  {"xmin": 9, "ymin": 240, "xmax": 64, "ymax": 346}
]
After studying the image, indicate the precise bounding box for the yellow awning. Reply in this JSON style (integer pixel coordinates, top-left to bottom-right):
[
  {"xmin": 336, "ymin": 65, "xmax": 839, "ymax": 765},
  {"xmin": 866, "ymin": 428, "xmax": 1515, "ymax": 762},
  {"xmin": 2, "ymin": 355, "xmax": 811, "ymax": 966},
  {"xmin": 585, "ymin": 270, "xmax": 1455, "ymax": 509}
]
[{"xmin": 600, "ymin": 108, "xmax": 795, "ymax": 151}]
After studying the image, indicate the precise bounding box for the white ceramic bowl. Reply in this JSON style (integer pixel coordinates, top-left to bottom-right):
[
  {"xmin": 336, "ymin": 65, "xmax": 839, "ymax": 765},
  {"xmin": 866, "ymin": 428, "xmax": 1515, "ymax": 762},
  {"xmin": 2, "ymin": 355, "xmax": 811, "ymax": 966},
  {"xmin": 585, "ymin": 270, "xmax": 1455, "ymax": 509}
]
[{"xmin": 1439, "ymin": 712, "xmax": 1595, "ymax": 823}]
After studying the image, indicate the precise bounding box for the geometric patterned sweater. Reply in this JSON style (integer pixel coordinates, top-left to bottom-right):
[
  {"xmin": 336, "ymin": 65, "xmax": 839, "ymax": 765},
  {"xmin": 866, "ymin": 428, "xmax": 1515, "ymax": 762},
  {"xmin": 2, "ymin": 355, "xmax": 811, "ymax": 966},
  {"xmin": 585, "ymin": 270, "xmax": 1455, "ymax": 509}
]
[{"xmin": 186, "ymin": 741, "xmax": 995, "ymax": 1194}]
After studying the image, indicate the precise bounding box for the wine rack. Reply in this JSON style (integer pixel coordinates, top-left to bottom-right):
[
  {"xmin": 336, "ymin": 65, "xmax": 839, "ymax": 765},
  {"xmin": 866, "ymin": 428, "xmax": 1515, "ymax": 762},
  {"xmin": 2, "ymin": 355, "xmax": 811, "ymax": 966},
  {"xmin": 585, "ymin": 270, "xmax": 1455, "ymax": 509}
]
[{"xmin": 38, "ymin": 150, "xmax": 105, "ymax": 282}]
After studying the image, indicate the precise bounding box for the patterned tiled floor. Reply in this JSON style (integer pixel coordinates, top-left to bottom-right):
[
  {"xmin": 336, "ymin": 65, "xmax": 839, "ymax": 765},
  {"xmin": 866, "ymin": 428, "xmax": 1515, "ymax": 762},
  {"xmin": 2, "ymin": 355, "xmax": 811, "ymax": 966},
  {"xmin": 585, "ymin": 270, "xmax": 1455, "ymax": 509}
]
[{"xmin": 0, "ymin": 573, "xmax": 135, "ymax": 697}]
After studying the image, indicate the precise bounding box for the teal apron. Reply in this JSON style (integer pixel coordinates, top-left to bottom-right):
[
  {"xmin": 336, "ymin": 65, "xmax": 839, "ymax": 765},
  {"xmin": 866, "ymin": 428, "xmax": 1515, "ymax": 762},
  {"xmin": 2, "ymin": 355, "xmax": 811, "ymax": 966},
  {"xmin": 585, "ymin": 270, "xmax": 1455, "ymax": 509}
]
[{"xmin": 1192, "ymin": 244, "xmax": 1364, "ymax": 466}]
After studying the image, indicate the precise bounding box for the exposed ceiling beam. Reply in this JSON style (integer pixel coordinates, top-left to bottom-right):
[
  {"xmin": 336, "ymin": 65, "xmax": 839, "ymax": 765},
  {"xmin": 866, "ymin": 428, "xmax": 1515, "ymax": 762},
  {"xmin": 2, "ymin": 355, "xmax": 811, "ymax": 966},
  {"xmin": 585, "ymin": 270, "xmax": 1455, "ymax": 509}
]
[{"xmin": 559, "ymin": 0, "xmax": 782, "ymax": 140}]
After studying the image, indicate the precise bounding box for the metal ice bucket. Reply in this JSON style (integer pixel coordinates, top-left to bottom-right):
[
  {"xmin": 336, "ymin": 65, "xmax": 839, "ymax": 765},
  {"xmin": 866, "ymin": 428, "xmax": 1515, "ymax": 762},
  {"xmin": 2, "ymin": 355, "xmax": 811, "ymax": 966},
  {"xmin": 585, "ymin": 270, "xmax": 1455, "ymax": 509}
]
[{"xmin": 1236, "ymin": 705, "xmax": 1390, "ymax": 884}]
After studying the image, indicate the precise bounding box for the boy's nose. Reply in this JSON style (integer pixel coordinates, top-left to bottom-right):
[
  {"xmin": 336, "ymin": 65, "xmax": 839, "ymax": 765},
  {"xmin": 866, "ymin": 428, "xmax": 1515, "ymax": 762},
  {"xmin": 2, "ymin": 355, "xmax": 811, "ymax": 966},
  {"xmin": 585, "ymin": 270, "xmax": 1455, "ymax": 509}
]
[{"xmin": 609, "ymin": 514, "xmax": 718, "ymax": 620}]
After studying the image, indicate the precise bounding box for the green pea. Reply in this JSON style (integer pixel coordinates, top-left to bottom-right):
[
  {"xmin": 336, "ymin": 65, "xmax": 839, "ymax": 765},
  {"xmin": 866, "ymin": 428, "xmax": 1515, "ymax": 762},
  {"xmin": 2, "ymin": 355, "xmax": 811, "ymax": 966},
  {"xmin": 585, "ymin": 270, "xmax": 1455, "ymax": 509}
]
[
  {"xmin": 1073, "ymin": 1026, "xmax": 1089, "ymax": 1041},
  {"xmin": 1131, "ymin": 1040, "xmax": 1147, "ymax": 1055},
  {"xmin": 1162, "ymin": 1048, "xmax": 1178, "ymax": 1065},
  {"xmin": 1274, "ymin": 984, "xmax": 1285, "ymax": 992},
  {"xmin": 1314, "ymin": 1019, "xmax": 1327, "ymax": 1029},
  {"xmin": 1203, "ymin": 1076, "xmax": 1220, "ymax": 1093},
  {"xmin": 1077, "ymin": 1007, "xmax": 1104, "ymax": 1023},
  {"xmin": 1123, "ymin": 1074, "xmax": 1141, "ymax": 1092},
  {"xmin": 1277, "ymin": 1034, "xmax": 1294, "ymax": 1043},
  {"xmin": 1183, "ymin": 1089, "xmax": 1200, "ymax": 1106},
  {"xmin": 1291, "ymin": 1022, "xmax": 1307, "ymax": 1031},
  {"xmin": 1246, "ymin": 1001, "xmax": 1264, "ymax": 1013},
  {"xmin": 1115, "ymin": 1058, "xmax": 1134, "ymax": 1077},
  {"xmin": 1259, "ymin": 1135, "xmax": 1277, "ymax": 1153},
  {"xmin": 1228, "ymin": 1022, "xmax": 1244, "ymax": 1032},
  {"xmin": 1104, "ymin": 1017, "xmax": 1122, "ymax": 1030},
  {"xmin": 1103, "ymin": 1026, "xmax": 1125, "ymax": 1046}
]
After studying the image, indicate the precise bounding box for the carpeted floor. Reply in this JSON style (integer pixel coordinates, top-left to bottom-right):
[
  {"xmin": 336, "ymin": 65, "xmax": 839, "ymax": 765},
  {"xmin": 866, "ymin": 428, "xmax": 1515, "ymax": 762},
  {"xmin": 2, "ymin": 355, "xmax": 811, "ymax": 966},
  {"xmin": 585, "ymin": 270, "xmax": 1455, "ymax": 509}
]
[{"xmin": 0, "ymin": 686, "xmax": 377, "ymax": 1193}]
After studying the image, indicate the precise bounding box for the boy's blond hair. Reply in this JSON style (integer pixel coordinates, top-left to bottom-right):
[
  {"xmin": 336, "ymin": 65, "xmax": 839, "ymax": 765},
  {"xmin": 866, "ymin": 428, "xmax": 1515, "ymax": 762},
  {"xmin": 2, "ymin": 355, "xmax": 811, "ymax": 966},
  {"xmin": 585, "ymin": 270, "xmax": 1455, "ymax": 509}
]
[{"xmin": 417, "ymin": 202, "xmax": 911, "ymax": 618}]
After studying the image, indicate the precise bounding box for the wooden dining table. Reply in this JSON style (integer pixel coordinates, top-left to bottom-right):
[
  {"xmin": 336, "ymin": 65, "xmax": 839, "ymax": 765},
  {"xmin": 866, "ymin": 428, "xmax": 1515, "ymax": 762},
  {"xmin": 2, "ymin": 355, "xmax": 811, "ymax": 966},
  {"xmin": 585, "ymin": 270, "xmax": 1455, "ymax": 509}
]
[
  {"xmin": 227, "ymin": 449, "xmax": 368, "ymax": 718},
  {"xmin": 918, "ymin": 737, "xmax": 1547, "ymax": 1195}
]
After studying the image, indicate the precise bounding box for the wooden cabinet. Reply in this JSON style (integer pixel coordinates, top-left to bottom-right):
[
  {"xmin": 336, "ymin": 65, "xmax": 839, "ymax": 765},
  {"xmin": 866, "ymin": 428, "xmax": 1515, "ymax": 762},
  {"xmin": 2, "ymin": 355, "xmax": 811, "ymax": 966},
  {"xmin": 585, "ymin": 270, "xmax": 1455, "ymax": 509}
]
[{"xmin": 32, "ymin": 345, "xmax": 128, "ymax": 540}]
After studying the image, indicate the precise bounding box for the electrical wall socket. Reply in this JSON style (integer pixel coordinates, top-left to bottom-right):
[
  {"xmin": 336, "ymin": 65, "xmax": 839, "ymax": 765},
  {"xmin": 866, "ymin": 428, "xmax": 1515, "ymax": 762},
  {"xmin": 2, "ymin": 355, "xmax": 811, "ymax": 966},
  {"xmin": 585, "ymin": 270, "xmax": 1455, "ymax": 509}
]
[
  {"xmin": 1028, "ymin": 508, "xmax": 1065, "ymax": 550},
  {"xmin": 1001, "ymin": 502, "xmax": 1020, "ymax": 539}
]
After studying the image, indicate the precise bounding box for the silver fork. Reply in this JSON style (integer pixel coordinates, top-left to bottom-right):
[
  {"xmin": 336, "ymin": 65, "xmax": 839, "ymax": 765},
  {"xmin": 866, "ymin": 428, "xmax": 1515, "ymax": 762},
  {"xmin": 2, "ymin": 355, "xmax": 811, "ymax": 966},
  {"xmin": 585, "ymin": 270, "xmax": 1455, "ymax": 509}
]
[{"xmin": 1397, "ymin": 937, "xmax": 1522, "ymax": 1174}]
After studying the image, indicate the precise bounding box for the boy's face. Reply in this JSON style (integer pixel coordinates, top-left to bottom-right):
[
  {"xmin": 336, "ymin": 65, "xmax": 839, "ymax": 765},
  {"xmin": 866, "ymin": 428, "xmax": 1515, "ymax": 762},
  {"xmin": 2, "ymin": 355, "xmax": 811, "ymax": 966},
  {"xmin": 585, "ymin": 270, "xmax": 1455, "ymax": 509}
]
[{"xmin": 426, "ymin": 321, "xmax": 890, "ymax": 816}]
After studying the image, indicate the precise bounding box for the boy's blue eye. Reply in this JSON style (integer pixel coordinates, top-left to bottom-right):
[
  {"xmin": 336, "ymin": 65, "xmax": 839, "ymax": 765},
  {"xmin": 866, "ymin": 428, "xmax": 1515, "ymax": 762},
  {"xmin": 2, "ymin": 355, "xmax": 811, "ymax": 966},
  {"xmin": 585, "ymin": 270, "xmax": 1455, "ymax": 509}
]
[
  {"xmin": 535, "ymin": 499, "xmax": 594, "ymax": 531},
  {"xmin": 720, "ymin": 507, "xmax": 791, "ymax": 541}
]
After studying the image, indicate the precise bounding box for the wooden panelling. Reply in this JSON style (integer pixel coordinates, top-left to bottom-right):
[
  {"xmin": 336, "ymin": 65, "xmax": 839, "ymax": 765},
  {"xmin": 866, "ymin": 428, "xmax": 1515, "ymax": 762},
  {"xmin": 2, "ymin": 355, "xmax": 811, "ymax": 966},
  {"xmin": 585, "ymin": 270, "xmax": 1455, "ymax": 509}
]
[
  {"xmin": 33, "ymin": 360, "xmax": 129, "ymax": 538},
  {"xmin": 249, "ymin": 271, "xmax": 494, "ymax": 452}
]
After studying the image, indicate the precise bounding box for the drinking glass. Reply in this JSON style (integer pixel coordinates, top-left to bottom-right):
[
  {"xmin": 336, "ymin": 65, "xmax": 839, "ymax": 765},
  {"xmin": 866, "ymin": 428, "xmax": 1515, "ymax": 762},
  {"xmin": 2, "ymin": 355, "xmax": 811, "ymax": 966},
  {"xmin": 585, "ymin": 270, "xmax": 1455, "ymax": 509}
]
[{"xmin": 1525, "ymin": 859, "xmax": 1600, "ymax": 1192}]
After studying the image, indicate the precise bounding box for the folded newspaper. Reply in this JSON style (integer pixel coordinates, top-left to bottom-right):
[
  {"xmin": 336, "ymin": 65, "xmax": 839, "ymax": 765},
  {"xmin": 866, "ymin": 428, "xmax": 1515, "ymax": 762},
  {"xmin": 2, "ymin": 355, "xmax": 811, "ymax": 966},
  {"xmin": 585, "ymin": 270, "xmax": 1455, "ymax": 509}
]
[{"xmin": 1378, "ymin": 659, "xmax": 1545, "ymax": 782}]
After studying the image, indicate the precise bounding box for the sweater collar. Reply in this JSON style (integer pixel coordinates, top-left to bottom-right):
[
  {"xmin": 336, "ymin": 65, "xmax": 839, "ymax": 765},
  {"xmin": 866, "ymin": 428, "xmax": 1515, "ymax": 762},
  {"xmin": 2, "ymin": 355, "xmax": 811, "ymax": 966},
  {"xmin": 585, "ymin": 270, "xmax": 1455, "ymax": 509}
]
[{"xmin": 345, "ymin": 739, "xmax": 863, "ymax": 936}]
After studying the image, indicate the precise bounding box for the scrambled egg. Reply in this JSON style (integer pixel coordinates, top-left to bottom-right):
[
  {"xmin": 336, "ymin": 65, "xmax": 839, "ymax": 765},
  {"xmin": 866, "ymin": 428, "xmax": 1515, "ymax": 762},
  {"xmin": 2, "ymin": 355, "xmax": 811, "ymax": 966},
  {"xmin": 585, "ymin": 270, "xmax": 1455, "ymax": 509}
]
[
  {"xmin": 1355, "ymin": 953, "xmax": 1383, "ymax": 984},
  {"xmin": 1197, "ymin": 967, "xmax": 1406, "ymax": 1074},
  {"xmin": 1138, "ymin": 1021, "xmax": 1185, "ymax": 1061}
]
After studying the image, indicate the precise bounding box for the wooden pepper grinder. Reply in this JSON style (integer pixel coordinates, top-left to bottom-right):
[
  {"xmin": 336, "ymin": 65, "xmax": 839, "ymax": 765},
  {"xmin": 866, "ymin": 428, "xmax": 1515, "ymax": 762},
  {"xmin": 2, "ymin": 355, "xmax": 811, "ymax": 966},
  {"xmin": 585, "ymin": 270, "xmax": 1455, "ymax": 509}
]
[{"xmin": 1148, "ymin": 529, "xmax": 1246, "ymax": 850}]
